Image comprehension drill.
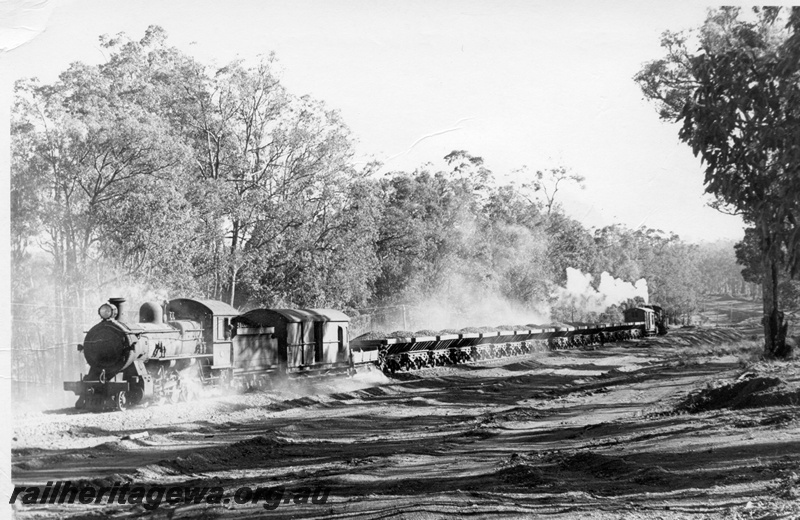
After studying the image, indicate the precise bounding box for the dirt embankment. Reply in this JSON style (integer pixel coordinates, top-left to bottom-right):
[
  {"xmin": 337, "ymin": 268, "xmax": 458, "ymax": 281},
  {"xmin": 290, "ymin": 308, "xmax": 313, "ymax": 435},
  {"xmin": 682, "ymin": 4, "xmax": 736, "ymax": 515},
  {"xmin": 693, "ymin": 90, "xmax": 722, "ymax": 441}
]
[{"xmin": 678, "ymin": 372, "xmax": 800, "ymax": 413}]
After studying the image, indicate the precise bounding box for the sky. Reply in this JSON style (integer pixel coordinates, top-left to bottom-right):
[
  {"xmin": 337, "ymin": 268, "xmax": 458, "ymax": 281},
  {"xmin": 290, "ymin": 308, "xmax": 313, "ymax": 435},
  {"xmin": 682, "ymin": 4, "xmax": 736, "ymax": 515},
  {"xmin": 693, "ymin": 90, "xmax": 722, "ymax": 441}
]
[{"xmin": 0, "ymin": 0, "xmax": 747, "ymax": 243}]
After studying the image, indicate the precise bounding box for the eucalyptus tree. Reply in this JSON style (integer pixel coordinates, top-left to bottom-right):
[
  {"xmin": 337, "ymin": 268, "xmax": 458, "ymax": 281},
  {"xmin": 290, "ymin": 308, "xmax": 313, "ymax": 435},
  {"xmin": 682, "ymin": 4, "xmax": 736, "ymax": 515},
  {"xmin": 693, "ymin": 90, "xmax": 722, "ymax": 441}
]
[
  {"xmin": 11, "ymin": 27, "xmax": 196, "ymax": 304},
  {"xmin": 181, "ymin": 55, "xmax": 371, "ymax": 306},
  {"xmin": 635, "ymin": 7, "xmax": 800, "ymax": 356},
  {"xmin": 12, "ymin": 24, "xmax": 376, "ymax": 317}
]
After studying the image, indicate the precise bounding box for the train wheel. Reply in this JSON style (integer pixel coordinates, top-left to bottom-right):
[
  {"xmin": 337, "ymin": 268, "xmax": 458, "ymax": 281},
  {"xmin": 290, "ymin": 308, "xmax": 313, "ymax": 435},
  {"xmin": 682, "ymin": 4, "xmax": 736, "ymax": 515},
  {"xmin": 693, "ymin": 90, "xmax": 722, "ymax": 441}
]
[
  {"xmin": 177, "ymin": 383, "xmax": 190, "ymax": 402},
  {"xmin": 169, "ymin": 385, "xmax": 181, "ymax": 404},
  {"xmin": 218, "ymin": 369, "xmax": 230, "ymax": 388},
  {"xmin": 115, "ymin": 391, "xmax": 129, "ymax": 412},
  {"xmin": 129, "ymin": 387, "xmax": 144, "ymax": 405}
]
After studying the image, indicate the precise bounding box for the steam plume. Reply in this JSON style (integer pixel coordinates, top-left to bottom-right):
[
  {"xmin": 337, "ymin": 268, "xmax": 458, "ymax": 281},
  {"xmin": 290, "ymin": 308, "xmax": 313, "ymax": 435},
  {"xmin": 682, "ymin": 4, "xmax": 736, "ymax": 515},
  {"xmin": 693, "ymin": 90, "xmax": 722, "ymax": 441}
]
[{"xmin": 553, "ymin": 268, "xmax": 648, "ymax": 314}]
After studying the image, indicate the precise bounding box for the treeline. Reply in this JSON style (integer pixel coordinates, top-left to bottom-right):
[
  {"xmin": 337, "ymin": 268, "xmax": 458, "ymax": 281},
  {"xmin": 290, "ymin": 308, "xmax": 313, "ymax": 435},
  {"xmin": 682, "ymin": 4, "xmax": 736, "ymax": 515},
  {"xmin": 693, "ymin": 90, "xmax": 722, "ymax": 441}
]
[{"xmin": 11, "ymin": 28, "xmax": 760, "ymax": 393}]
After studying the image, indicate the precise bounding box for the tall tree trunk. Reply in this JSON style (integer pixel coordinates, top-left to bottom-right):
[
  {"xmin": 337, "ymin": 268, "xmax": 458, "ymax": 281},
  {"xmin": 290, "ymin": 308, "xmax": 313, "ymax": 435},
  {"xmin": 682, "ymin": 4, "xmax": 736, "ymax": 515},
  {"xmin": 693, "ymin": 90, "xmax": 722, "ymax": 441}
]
[
  {"xmin": 761, "ymin": 221, "xmax": 789, "ymax": 358},
  {"xmin": 229, "ymin": 220, "xmax": 240, "ymax": 307},
  {"xmin": 229, "ymin": 265, "xmax": 237, "ymax": 307}
]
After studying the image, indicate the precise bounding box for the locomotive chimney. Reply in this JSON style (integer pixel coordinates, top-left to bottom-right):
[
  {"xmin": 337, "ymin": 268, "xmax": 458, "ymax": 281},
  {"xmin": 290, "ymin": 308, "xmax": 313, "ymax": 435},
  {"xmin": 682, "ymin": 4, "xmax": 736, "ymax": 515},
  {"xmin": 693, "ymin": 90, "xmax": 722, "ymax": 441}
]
[{"xmin": 108, "ymin": 297, "xmax": 127, "ymax": 323}]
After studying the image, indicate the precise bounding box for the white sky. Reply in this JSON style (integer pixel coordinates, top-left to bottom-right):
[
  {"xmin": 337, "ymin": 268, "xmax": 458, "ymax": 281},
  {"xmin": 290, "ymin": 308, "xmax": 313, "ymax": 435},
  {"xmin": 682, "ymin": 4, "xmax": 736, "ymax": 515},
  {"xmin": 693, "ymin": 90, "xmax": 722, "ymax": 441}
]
[{"xmin": 1, "ymin": 0, "xmax": 746, "ymax": 243}]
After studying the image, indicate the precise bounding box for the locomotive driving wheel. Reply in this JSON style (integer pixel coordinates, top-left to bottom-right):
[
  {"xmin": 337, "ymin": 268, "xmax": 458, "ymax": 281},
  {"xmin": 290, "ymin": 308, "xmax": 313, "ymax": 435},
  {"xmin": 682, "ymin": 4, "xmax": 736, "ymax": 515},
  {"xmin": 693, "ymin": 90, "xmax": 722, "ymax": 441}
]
[
  {"xmin": 128, "ymin": 387, "xmax": 144, "ymax": 406},
  {"xmin": 115, "ymin": 390, "xmax": 128, "ymax": 411},
  {"xmin": 177, "ymin": 384, "xmax": 189, "ymax": 402},
  {"xmin": 218, "ymin": 369, "xmax": 230, "ymax": 388},
  {"xmin": 168, "ymin": 370, "xmax": 182, "ymax": 404}
]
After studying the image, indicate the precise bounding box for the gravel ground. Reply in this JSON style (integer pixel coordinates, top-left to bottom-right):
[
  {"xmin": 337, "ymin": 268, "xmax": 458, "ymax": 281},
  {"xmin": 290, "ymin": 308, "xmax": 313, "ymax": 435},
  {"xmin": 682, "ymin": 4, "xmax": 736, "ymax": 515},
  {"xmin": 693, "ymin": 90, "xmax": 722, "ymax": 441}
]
[{"xmin": 10, "ymin": 330, "xmax": 800, "ymax": 519}]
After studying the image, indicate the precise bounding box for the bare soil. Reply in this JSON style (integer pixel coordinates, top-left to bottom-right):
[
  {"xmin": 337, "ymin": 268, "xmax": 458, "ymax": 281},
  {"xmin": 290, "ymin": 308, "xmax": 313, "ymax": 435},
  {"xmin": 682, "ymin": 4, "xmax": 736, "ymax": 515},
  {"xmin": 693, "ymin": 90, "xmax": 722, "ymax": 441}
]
[{"xmin": 11, "ymin": 328, "xmax": 800, "ymax": 519}]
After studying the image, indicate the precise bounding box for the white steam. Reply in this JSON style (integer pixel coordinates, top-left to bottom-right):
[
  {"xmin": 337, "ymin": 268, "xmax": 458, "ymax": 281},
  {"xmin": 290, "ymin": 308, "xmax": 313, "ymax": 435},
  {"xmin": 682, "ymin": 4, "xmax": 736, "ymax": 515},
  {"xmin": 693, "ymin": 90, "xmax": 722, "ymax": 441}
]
[{"xmin": 553, "ymin": 268, "xmax": 648, "ymax": 314}]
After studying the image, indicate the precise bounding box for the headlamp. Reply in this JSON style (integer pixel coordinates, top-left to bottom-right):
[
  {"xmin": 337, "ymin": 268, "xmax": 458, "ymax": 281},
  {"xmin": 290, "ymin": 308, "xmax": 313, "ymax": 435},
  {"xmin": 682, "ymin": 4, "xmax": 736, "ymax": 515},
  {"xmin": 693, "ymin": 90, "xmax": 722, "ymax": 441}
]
[{"xmin": 98, "ymin": 303, "xmax": 117, "ymax": 320}]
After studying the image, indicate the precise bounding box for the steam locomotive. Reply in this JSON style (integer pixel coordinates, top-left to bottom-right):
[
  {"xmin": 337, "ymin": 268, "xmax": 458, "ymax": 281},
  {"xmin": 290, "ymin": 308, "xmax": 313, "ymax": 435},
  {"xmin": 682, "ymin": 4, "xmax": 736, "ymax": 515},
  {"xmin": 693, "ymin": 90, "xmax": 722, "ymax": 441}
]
[
  {"xmin": 64, "ymin": 297, "xmax": 666, "ymax": 411},
  {"xmin": 623, "ymin": 304, "xmax": 669, "ymax": 336}
]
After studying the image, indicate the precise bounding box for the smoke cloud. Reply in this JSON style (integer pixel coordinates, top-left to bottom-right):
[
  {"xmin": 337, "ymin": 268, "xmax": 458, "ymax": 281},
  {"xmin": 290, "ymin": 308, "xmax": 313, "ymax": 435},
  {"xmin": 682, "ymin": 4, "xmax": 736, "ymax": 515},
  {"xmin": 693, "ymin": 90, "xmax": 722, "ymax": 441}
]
[{"xmin": 553, "ymin": 268, "xmax": 648, "ymax": 315}]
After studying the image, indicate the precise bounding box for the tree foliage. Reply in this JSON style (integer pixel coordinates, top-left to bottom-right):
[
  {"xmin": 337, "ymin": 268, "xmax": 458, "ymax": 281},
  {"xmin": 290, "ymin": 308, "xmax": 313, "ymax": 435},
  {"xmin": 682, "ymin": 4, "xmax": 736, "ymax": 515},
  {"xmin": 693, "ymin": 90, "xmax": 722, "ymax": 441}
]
[
  {"xmin": 11, "ymin": 31, "xmax": 196, "ymax": 294},
  {"xmin": 636, "ymin": 7, "xmax": 800, "ymax": 357}
]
